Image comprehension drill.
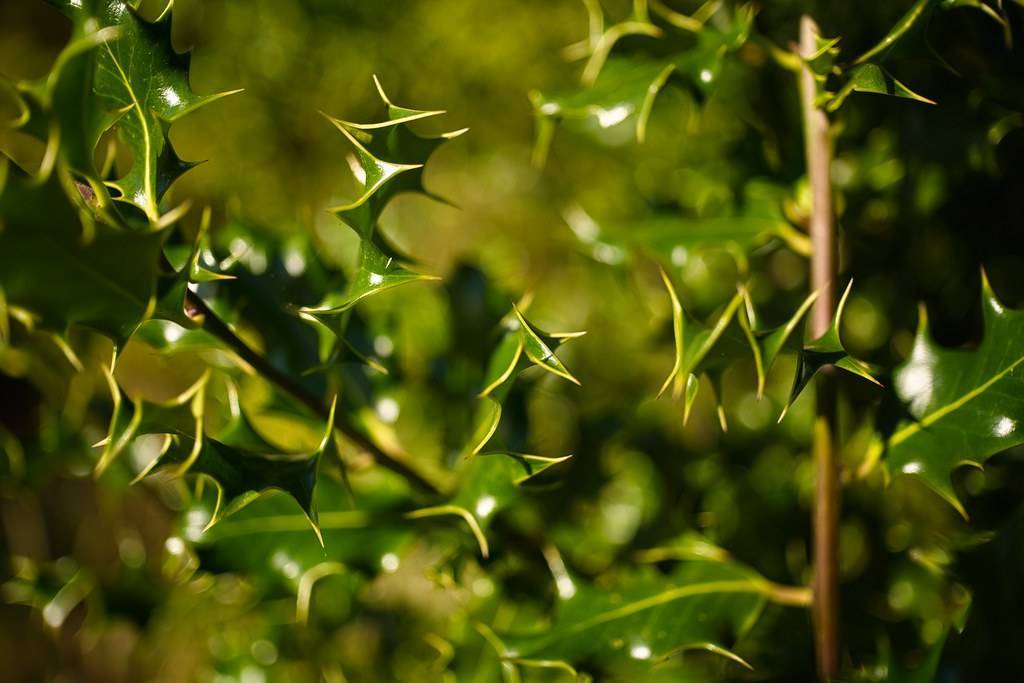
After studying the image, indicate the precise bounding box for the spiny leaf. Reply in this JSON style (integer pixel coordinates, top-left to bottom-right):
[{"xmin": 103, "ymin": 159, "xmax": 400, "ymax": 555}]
[
  {"xmin": 886, "ymin": 276, "xmax": 1024, "ymax": 517},
  {"xmin": 182, "ymin": 475, "xmax": 413, "ymax": 623},
  {"xmin": 75, "ymin": 0, "xmax": 241, "ymax": 222},
  {"xmin": 0, "ymin": 160, "xmax": 226, "ymax": 352},
  {"xmin": 657, "ymin": 270, "xmax": 755, "ymax": 427},
  {"xmin": 491, "ymin": 557, "xmax": 805, "ymax": 678},
  {"xmin": 827, "ymin": 63, "xmax": 935, "ymax": 112},
  {"xmin": 741, "ymin": 287, "xmax": 820, "ymax": 398},
  {"xmin": 12, "ymin": 22, "xmax": 123, "ymax": 204},
  {"xmin": 97, "ymin": 371, "xmax": 334, "ymax": 532},
  {"xmin": 323, "ymin": 77, "xmax": 466, "ymax": 256},
  {"xmin": 513, "ymin": 304, "xmax": 582, "ymax": 386},
  {"xmin": 154, "ymin": 208, "xmax": 234, "ymax": 326},
  {"xmin": 533, "ymin": 2, "xmax": 754, "ymax": 165},
  {"xmin": 0, "ymin": 163, "xmax": 165, "ymax": 346},
  {"xmin": 781, "ymin": 281, "xmax": 882, "ymax": 421},
  {"xmin": 300, "ymin": 79, "xmax": 461, "ymax": 354},
  {"xmin": 466, "ymin": 306, "xmax": 584, "ymax": 456},
  {"xmin": 531, "ymin": 57, "xmax": 676, "ymax": 162},
  {"xmin": 298, "ymin": 241, "xmax": 439, "ymax": 321},
  {"xmin": 450, "ymin": 452, "xmax": 572, "ymax": 533}
]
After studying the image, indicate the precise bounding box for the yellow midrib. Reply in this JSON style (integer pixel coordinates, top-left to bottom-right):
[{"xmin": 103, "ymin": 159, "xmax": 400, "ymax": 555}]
[
  {"xmin": 104, "ymin": 43, "xmax": 156, "ymax": 221},
  {"xmin": 890, "ymin": 352, "xmax": 1024, "ymax": 447},
  {"xmin": 562, "ymin": 578, "xmax": 765, "ymax": 637}
]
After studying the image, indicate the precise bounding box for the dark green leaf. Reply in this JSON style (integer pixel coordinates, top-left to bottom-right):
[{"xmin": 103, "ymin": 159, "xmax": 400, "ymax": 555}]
[
  {"xmin": 886, "ymin": 277, "xmax": 1024, "ymax": 516},
  {"xmin": 492, "ymin": 558, "xmax": 803, "ymax": 678},
  {"xmin": 828, "ymin": 63, "xmax": 935, "ymax": 112},
  {"xmin": 0, "ymin": 164, "xmax": 164, "ymax": 345},
  {"xmin": 781, "ymin": 281, "xmax": 882, "ymax": 420},
  {"xmin": 466, "ymin": 306, "xmax": 583, "ymax": 456},
  {"xmin": 83, "ymin": 0, "xmax": 240, "ymax": 221},
  {"xmin": 97, "ymin": 372, "xmax": 334, "ymax": 531}
]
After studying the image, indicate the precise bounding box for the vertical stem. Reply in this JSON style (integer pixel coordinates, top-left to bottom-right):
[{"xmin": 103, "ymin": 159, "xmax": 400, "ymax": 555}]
[{"xmin": 798, "ymin": 15, "xmax": 840, "ymax": 681}]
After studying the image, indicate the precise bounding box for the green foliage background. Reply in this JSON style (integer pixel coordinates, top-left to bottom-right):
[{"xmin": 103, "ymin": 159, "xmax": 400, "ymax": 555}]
[{"xmin": 2, "ymin": 0, "xmax": 1024, "ymax": 681}]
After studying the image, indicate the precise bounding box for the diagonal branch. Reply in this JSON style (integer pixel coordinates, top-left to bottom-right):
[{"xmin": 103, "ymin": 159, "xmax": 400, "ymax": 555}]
[{"xmin": 184, "ymin": 291, "xmax": 442, "ymax": 496}]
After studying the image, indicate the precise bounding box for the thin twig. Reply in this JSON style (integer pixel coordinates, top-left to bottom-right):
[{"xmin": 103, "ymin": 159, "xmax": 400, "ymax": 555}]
[
  {"xmin": 185, "ymin": 291, "xmax": 442, "ymax": 496},
  {"xmin": 798, "ymin": 15, "xmax": 840, "ymax": 681}
]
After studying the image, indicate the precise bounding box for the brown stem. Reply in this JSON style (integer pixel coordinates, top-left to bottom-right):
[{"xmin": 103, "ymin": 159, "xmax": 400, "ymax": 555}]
[
  {"xmin": 185, "ymin": 291, "xmax": 442, "ymax": 496},
  {"xmin": 798, "ymin": 15, "xmax": 840, "ymax": 681}
]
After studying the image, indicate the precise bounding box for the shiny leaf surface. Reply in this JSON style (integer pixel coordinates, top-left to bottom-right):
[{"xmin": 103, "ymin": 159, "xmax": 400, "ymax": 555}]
[
  {"xmin": 494, "ymin": 559, "xmax": 804, "ymax": 677},
  {"xmin": 886, "ymin": 279, "xmax": 1024, "ymax": 515}
]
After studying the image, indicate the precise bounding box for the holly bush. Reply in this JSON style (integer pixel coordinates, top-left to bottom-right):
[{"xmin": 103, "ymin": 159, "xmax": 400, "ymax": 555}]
[{"xmin": 2, "ymin": 0, "xmax": 1024, "ymax": 681}]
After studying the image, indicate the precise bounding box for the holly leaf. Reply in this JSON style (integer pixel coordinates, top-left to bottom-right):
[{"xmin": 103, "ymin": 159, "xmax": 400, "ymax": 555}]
[
  {"xmin": 322, "ymin": 76, "xmax": 466, "ymax": 256},
  {"xmin": 657, "ymin": 270, "xmax": 755, "ymax": 428},
  {"xmin": 153, "ymin": 209, "xmax": 234, "ymax": 326},
  {"xmin": 48, "ymin": 0, "xmax": 241, "ymax": 222},
  {"xmin": 298, "ymin": 240, "xmax": 439, "ymax": 322},
  {"xmin": 466, "ymin": 306, "xmax": 584, "ymax": 456},
  {"xmin": 0, "ymin": 163, "xmax": 165, "ymax": 346},
  {"xmin": 96, "ymin": 372, "xmax": 334, "ymax": 532},
  {"xmin": 531, "ymin": 57, "xmax": 677, "ymax": 162},
  {"xmin": 299, "ymin": 78, "xmax": 462, "ymax": 347},
  {"xmin": 490, "ymin": 558, "xmax": 805, "ymax": 679},
  {"xmin": 419, "ymin": 452, "xmax": 571, "ymax": 559},
  {"xmin": 11, "ymin": 21, "xmax": 122, "ymax": 201},
  {"xmin": 452, "ymin": 452, "xmax": 570, "ymax": 529},
  {"xmin": 741, "ymin": 287, "xmax": 820, "ymax": 398},
  {"xmin": 781, "ymin": 281, "xmax": 882, "ymax": 420},
  {"xmin": 886, "ymin": 277, "xmax": 1024, "ymax": 516},
  {"xmin": 182, "ymin": 476, "xmax": 412, "ymax": 625},
  {"xmin": 827, "ymin": 63, "xmax": 935, "ymax": 112},
  {"xmin": 532, "ymin": 3, "xmax": 754, "ymax": 165}
]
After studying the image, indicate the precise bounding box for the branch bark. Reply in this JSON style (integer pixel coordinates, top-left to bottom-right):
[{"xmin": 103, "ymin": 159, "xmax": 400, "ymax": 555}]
[
  {"xmin": 798, "ymin": 15, "xmax": 840, "ymax": 681},
  {"xmin": 185, "ymin": 291, "xmax": 442, "ymax": 496}
]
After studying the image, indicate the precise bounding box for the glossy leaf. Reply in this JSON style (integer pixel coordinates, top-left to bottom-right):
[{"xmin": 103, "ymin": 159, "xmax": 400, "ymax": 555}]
[
  {"xmin": 450, "ymin": 452, "xmax": 571, "ymax": 538},
  {"xmin": 323, "ymin": 76, "xmax": 466, "ymax": 255},
  {"xmin": 781, "ymin": 281, "xmax": 882, "ymax": 420},
  {"xmin": 185, "ymin": 476, "xmax": 412, "ymax": 624},
  {"xmin": 657, "ymin": 270, "xmax": 756, "ymax": 426},
  {"xmin": 827, "ymin": 63, "xmax": 935, "ymax": 112},
  {"xmin": 299, "ymin": 241, "xmax": 438, "ymax": 321},
  {"xmin": 0, "ymin": 164, "xmax": 165, "ymax": 345},
  {"xmin": 12, "ymin": 21, "xmax": 122, "ymax": 202},
  {"xmin": 54, "ymin": 0, "xmax": 242, "ymax": 221},
  {"xmin": 492, "ymin": 558, "xmax": 803, "ymax": 677},
  {"xmin": 743, "ymin": 288, "xmax": 820, "ymax": 398},
  {"xmin": 97, "ymin": 372, "xmax": 333, "ymax": 530},
  {"xmin": 467, "ymin": 306, "xmax": 584, "ymax": 456},
  {"xmin": 531, "ymin": 57, "xmax": 676, "ymax": 159},
  {"xmin": 533, "ymin": 3, "xmax": 754, "ymax": 164},
  {"xmin": 299, "ymin": 79, "xmax": 460, "ymax": 350},
  {"xmin": 886, "ymin": 279, "xmax": 1024, "ymax": 515}
]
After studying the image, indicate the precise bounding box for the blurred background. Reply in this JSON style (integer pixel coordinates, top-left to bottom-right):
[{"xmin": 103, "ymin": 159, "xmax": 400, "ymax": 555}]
[{"xmin": 2, "ymin": 0, "xmax": 1024, "ymax": 680}]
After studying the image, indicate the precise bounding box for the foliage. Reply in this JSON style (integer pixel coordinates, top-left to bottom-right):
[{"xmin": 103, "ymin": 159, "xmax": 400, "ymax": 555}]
[{"xmin": 2, "ymin": 0, "xmax": 1024, "ymax": 681}]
